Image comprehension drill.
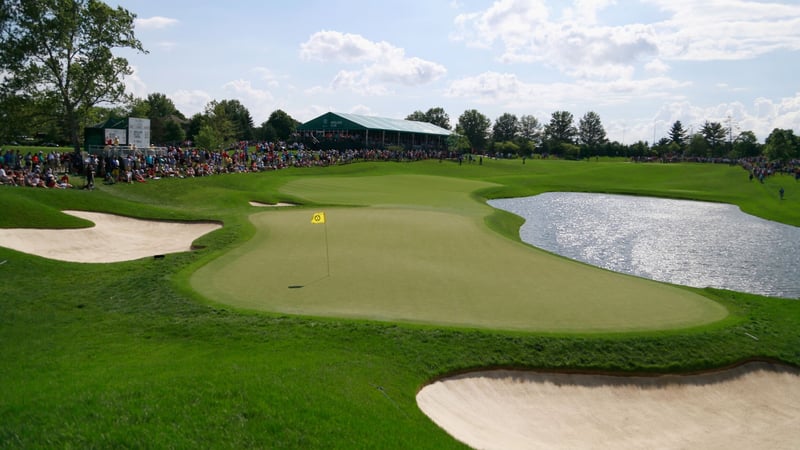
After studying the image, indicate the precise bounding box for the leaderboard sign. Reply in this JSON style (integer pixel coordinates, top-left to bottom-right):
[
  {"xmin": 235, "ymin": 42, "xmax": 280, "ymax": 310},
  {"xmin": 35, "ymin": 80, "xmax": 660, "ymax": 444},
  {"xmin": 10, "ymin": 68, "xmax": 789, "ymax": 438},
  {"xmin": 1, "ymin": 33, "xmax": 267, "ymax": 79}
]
[
  {"xmin": 101, "ymin": 118, "xmax": 150, "ymax": 148},
  {"xmin": 128, "ymin": 117, "xmax": 150, "ymax": 148}
]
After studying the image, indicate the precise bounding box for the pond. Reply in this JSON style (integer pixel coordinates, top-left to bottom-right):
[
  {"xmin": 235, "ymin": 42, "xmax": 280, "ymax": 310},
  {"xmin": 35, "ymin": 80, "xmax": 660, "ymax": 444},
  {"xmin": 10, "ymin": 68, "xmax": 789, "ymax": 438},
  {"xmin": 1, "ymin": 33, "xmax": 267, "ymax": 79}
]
[{"xmin": 488, "ymin": 193, "xmax": 800, "ymax": 299}]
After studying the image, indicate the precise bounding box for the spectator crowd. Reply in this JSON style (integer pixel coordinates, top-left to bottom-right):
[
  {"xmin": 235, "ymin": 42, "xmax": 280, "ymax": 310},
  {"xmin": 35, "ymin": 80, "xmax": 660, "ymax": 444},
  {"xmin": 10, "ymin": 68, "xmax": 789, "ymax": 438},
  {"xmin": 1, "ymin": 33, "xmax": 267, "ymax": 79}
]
[{"xmin": 1, "ymin": 142, "xmax": 798, "ymax": 189}]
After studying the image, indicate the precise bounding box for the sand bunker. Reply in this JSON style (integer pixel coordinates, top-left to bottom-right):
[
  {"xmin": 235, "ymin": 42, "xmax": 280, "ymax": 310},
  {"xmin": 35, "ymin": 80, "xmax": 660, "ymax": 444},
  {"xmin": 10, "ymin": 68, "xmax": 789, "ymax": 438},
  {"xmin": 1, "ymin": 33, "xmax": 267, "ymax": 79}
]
[
  {"xmin": 0, "ymin": 210, "xmax": 221, "ymax": 263},
  {"xmin": 248, "ymin": 201, "xmax": 295, "ymax": 207},
  {"xmin": 417, "ymin": 362, "xmax": 800, "ymax": 450}
]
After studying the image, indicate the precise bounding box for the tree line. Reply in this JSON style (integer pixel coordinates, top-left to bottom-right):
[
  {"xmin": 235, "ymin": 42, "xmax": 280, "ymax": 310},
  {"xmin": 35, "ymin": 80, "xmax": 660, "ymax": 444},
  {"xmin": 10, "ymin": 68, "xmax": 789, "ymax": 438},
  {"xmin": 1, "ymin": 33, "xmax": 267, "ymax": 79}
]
[{"xmin": 1, "ymin": 0, "xmax": 797, "ymax": 164}]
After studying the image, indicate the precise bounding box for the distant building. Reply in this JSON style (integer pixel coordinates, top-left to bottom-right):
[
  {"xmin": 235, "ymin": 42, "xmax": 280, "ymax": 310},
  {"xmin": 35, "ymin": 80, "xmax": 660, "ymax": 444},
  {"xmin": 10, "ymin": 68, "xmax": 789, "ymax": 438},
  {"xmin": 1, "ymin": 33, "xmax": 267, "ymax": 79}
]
[{"xmin": 297, "ymin": 112, "xmax": 451, "ymax": 150}]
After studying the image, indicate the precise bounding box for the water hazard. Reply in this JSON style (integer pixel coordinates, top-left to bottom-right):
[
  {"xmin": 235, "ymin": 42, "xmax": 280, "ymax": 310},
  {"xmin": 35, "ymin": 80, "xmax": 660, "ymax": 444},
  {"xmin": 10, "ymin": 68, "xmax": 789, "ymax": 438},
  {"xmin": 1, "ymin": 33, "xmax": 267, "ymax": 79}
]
[{"xmin": 489, "ymin": 193, "xmax": 800, "ymax": 299}]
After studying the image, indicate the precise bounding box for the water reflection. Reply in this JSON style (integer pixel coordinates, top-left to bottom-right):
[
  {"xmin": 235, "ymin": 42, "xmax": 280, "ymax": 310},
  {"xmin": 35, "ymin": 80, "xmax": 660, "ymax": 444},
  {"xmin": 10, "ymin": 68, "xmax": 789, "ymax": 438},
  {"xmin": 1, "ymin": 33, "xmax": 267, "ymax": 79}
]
[{"xmin": 489, "ymin": 193, "xmax": 800, "ymax": 299}]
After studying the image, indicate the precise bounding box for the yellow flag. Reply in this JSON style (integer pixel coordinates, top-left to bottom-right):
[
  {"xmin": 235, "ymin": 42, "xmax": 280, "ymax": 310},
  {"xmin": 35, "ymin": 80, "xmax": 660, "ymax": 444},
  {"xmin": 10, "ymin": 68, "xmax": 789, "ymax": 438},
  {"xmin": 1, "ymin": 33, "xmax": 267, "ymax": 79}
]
[{"xmin": 311, "ymin": 212, "xmax": 326, "ymax": 224}]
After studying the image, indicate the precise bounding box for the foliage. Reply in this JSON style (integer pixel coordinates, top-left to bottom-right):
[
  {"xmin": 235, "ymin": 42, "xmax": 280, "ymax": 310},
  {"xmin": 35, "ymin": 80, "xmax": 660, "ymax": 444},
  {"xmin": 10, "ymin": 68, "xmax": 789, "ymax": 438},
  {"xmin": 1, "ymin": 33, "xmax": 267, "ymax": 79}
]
[
  {"xmin": 0, "ymin": 0, "xmax": 146, "ymax": 151},
  {"xmin": 492, "ymin": 113, "xmax": 520, "ymax": 143},
  {"xmin": 764, "ymin": 128, "xmax": 798, "ymax": 162},
  {"xmin": 518, "ymin": 115, "xmax": 542, "ymax": 146},
  {"xmin": 457, "ymin": 109, "xmax": 491, "ymax": 152},
  {"xmin": 406, "ymin": 107, "xmax": 451, "ymax": 130},
  {"xmin": 264, "ymin": 109, "xmax": 299, "ymax": 141},
  {"xmin": 544, "ymin": 111, "xmax": 577, "ymax": 147},
  {"xmin": 733, "ymin": 130, "xmax": 760, "ymax": 158},
  {"xmin": 215, "ymin": 99, "xmax": 254, "ymax": 141},
  {"xmin": 686, "ymin": 133, "xmax": 709, "ymax": 157},
  {"xmin": 577, "ymin": 111, "xmax": 607, "ymax": 154},
  {"xmin": 700, "ymin": 121, "xmax": 727, "ymax": 157},
  {"xmin": 669, "ymin": 120, "xmax": 688, "ymax": 148}
]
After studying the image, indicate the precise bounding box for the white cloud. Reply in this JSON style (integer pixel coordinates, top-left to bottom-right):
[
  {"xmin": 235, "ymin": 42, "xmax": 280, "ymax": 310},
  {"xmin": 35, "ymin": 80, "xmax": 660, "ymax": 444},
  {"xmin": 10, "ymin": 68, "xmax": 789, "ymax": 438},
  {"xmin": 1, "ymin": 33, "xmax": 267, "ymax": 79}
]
[
  {"xmin": 632, "ymin": 92, "xmax": 800, "ymax": 143},
  {"xmin": 251, "ymin": 68, "xmax": 281, "ymax": 88},
  {"xmin": 222, "ymin": 79, "xmax": 276, "ymax": 124},
  {"xmin": 299, "ymin": 30, "xmax": 447, "ymax": 95},
  {"xmin": 646, "ymin": 0, "xmax": 800, "ymax": 60},
  {"xmin": 155, "ymin": 41, "xmax": 178, "ymax": 52},
  {"xmin": 452, "ymin": 0, "xmax": 657, "ymax": 79},
  {"xmin": 452, "ymin": 0, "xmax": 800, "ymax": 80},
  {"xmin": 171, "ymin": 89, "xmax": 213, "ymax": 118},
  {"xmin": 645, "ymin": 58, "xmax": 670, "ymax": 74},
  {"xmin": 123, "ymin": 65, "xmax": 147, "ymax": 98},
  {"xmin": 134, "ymin": 16, "xmax": 179, "ymax": 30},
  {"xmin": 446, "ymin": 71, "xmax": 689, "ymax": 109}
]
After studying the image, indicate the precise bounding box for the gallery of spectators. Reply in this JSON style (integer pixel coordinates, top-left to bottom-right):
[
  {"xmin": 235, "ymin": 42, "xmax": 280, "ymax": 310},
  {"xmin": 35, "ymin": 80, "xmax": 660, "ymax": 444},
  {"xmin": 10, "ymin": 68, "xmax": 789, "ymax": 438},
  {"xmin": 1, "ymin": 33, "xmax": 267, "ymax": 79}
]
[{"xmin": 297, "ymin": 112, "xmax": 452, "ymax": 151}]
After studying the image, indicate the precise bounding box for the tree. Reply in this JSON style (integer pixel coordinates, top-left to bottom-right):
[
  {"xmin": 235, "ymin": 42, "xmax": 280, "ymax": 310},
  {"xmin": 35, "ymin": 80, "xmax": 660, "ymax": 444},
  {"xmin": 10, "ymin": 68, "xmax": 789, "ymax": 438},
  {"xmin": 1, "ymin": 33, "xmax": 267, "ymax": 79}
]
[
  {"xmin": 732, "ymin": 130, "xmax": 760, "ymax": 158},
  {"xmin": 195, "ymin": 124, "xmax": 224, "ymax": 152},
  {"xmin": 196, "ymin": 101, "xmax": 237, "ymax": 150},
  {"xmin": 518, "ymin": 115, "xmax": 542, "ymax": 146},
  {"xmin": 578, "ymin": 111, "xmax": 607, "ymax": 154},
  {"xmin": 162, "ymin": 119, "xmax": 185, "ymax": 146},
  {"xmin": 265, "ymin": 109, "xmax": 298, "ymax": 141},
  {"xmin": 457, "ymin": 109, "xmax": 491, "ymax": 152},
  {"xmin": 405, "ymin": 110, "xmax": 427, "ymax": 122},
  {"xmin": 700, "ymin": 121, "xmax": 726, "ymax": 156},
  {"xmin": 668, "ymin": 120, "xmax": 688, "ymax": 148},
  {"xmin": 140, "ymin": 93, "xmax": 185, "ymax": 145},
  {"xmin": 764, "ymin": 128, "xmax": 798, "ymax": 162},
  {"xmin": 424, "ymin": 107, "xmax": 451, "ymax": 130},
  {"xmin": 0, "ymin": 0, "xmax": 146, "ymax": 152},
  {"xmin": 216, "ymin": 99, "xmax": 254, "ymax": 141},
  {"xmin": 544, "ymin": 111, "xmax": 577, "ymax": 146},
  {"xmin": 492, "ymin": 113, "xmax": 519, "ymax": 143},
  {"xmin": 686, "ymin": 133, "xmax": 709, "ymax": 157},
  {"xmin": 406, "ymin": 107, "xmax": 451, "ymax": 130}
]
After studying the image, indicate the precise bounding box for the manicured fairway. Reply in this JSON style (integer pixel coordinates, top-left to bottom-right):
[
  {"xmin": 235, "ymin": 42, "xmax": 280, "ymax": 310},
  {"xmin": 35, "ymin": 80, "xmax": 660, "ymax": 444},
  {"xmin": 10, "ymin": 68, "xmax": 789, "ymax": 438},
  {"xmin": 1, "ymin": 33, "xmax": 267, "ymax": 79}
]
[{"xmin": 192, "ymin": 174, "xmax": 727, "ymax": 332}]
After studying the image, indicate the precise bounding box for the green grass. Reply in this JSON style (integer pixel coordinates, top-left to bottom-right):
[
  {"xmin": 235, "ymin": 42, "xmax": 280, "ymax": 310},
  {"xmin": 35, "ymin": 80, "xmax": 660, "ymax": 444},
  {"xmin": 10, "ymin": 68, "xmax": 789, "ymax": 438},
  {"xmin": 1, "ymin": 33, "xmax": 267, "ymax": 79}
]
[
  {"xmin": 193, "ymin": 175, "xmax": 726, "ymax": 332},
  {"xmin": 1, "ymin": 158, "xmax": 799, "ymax": 448}
]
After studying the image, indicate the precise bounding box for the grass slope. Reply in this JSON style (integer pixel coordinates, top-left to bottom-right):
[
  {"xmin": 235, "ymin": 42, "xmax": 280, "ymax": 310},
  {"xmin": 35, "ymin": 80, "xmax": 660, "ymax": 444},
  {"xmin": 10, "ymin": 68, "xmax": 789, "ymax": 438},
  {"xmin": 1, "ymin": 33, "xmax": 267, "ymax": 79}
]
[{"xmin": 1, "ymin": 159, "xmax": 798, "ymax": 448}]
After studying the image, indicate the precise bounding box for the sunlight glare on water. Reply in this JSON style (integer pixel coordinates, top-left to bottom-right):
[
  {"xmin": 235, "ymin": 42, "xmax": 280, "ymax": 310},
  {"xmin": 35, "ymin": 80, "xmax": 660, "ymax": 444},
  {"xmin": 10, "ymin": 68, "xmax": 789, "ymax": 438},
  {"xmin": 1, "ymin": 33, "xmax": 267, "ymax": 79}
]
[{"xmin": 489, "ymin": 193, "xmax": 800, "ymax": 299}]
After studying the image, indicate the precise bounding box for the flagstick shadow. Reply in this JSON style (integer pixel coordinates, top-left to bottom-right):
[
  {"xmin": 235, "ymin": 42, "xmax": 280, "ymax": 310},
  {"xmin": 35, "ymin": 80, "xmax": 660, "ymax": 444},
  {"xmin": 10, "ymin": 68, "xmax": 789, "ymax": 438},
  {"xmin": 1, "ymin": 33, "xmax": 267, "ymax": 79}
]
[{"xmin": 288, "ymin": 274, "xmax": 330, "ymax": 289}]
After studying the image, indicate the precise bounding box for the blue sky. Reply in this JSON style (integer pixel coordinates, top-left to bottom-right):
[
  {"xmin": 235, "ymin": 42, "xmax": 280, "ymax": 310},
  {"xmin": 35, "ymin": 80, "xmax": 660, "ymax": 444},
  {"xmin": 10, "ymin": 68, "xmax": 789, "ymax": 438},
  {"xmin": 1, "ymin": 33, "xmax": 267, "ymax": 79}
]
[{"xmin": 115, "ymin": 0, "xmax": 800, "ymax": 143}]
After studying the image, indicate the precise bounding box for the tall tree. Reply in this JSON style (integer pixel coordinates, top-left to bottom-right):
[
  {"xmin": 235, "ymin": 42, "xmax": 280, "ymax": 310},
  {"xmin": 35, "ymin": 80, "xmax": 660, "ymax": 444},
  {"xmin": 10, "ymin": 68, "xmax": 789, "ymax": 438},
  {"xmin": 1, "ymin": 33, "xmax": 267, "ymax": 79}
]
[
  {"xmin": 405, "ymin": 110, "xmax": 427, "ymax": 122},
  {"xmin": 196, "ymin": 100, "xmax": 237, "ymax": 150},
  {"xmin": 686, "ymin": 133, "xmax": 709, "ymax": 157},
  {"xmin": 406, "ymin": 107, "xmax": 451, "ymax": 130},
  {"xmin": 733, "ymin": 130, "xmax": 760, "ymax": 158},
  {"xmin": 668, "ymin": 120, "xmax": 688, "ymax": 147},
  {"xmin": 492, "ymin": 113, "xmax": 519, "ymax": 143},
  {"xmin": 216, "ymin": 99, "xmax": 254, "ymax": 141},
  {"xmin": 764, "ymin": 128, "xmax": 798, "ymax": 162},
  {"xmin": 265, "ymin": 109, "xmax": 298, "ymax": 141},
  {"xmin": 578, "ymin": 111, "xmax": 607, "ymax": 151},
  {"xmin": 700, "ymin": 121, "xmax": 726, "ymax": 156},
  {"xmin": 544, "ymin": 110, "xmax": 577, "ymax": 145},
  {"xmin": 518, "ymin": 115, "xmax": 542, "ymax": 145},
  {"xmin": 457, "ymin": 109, "xmax": 491, "ymax": 152},
  {"xmin": 424, "ymin": 107, "xmax": 451, "ymax": 130},
  {"xmin": 0, "ymin": 0, "xmax": 146, "ymax": 151},
  {"xmin": 141, "ymin": 93, "xmax": 185, "ymax": 145}
]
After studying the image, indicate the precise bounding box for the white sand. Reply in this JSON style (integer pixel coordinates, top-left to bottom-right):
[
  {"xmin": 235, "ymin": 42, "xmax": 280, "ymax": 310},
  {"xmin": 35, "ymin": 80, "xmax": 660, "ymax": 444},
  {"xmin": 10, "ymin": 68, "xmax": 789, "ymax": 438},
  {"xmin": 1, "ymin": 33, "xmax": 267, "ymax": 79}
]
[
  {"xmin": 0, "ymin": 210, "xmax": 221, "ymax": 263},
  {"xmin": 417, "ymin": 362, "xmax": 800, "ymax": 450},
  {"xmin": 248, "ymin": 201, "xmax": 295, "ymax": 207}
]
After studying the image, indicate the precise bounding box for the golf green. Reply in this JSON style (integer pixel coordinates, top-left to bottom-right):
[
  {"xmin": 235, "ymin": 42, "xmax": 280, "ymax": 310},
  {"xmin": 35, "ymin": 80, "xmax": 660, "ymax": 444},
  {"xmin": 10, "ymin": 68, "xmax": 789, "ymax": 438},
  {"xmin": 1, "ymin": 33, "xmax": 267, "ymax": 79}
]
[{"xmin": 191, "ymin": 175, "xmax": 727, "ymax": 332}]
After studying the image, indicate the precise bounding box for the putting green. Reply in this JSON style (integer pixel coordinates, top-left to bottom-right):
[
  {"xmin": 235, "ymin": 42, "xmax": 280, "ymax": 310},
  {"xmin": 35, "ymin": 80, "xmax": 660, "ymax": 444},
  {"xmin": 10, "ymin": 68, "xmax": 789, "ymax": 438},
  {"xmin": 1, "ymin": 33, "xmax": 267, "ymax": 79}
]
[{"xmin": 191, "ymin": 175, "xmax": 727, "ymax": 332}]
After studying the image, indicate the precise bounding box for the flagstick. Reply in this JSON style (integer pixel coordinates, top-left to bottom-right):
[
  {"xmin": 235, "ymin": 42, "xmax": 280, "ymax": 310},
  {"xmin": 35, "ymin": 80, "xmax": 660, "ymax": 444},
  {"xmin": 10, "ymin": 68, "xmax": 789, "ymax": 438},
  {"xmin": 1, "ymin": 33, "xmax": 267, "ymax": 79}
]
[{"xmin": 324, "ymin": 221, "xmax": 330, "ymax": 277}]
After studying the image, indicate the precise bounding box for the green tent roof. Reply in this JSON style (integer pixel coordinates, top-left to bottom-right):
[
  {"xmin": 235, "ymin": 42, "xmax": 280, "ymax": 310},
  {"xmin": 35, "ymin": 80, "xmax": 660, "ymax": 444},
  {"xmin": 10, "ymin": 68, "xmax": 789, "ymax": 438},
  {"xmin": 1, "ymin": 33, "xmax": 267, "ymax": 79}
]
[{"xmin": 298, "ymin": 112, "xmax": 451, "ymax": 136}]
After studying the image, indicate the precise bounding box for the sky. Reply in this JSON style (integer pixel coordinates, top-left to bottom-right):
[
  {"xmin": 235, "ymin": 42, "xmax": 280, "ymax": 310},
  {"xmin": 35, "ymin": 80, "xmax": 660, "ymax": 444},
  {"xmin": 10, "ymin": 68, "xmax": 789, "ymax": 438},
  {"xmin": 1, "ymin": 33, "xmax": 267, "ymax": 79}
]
[{"xmin": 113, "ymin": 0, "xmax": 800, "ymax": 144}]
